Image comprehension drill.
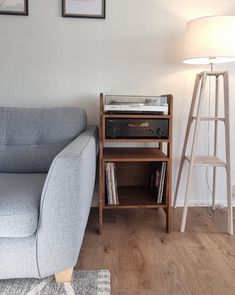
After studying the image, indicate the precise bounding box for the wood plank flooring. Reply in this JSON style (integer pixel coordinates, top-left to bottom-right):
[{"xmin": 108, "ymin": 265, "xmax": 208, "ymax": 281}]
[{"xmin": 76, "ymin": 208, "xmax": 235, "ymax": 295}]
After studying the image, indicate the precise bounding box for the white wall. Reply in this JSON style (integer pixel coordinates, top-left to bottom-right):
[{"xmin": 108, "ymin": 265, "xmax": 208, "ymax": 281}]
[{"xmin": 0, "ymin": 0, "xmax": 235, "ymax": 206}]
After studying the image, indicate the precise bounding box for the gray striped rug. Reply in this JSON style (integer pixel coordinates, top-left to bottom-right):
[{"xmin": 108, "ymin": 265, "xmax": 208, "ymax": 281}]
[{"xmin": 0, "ymin": 270, "xmax": 110, "ymax": 295}]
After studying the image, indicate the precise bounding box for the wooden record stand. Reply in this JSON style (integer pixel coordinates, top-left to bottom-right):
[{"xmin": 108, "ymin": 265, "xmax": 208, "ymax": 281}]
[{"xmin": 98, "ymin": 93, "xmax": 173, "ymax": 234}]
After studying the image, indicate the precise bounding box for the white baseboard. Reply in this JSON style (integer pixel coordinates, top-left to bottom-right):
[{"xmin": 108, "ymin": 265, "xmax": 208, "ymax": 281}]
[
  {"xmin": 174, "ymin": 197, "xmax": 235, "ymax": 207},
  {"xmin": 91, "ymin": 194, "xmax": 235, "ymax": 208}
]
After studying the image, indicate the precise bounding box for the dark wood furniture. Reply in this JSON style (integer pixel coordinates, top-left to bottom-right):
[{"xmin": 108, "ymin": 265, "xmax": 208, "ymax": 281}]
[{"xmin": 99, "ymin": 93, "xmax": 173, "ymax": 234}]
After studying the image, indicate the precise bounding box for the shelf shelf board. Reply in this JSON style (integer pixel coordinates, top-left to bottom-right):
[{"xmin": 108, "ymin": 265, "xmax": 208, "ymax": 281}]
[
  {"xmin": 104, "ymin": 138, "xmax": 170, "ymax": 143},
  {"xmin": 103, "ymin": 186, "xmax": 166, "ymax": 209},
  {"xmin": 185, "ymin": 155, "xmax": 226, "ymax": 167},
  {"xmin": 103, "ymin": 114, "xmax": 172, "ymax": 119},
  {"xmin": 103, "ymin": 148, "xmax": 169, "ymax": 162},
  {"xmin": 103, "ymin": 204, "xmax": 166, "ymax": 209}
]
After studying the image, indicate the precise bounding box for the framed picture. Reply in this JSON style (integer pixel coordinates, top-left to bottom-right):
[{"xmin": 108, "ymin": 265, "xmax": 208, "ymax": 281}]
[
  {"xmin": 62, "ymin": 0, "xmax": 105, "ymax": 19},
  {"xmin": 0, "ymin": 0, "xmax": 28, "ymax": 15}
]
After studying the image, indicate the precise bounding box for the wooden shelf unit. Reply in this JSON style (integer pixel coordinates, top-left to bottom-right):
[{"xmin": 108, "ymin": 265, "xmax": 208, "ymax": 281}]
[{"xmin": 99, "ymin": 93, "xmax": 173, "ymax": 234}]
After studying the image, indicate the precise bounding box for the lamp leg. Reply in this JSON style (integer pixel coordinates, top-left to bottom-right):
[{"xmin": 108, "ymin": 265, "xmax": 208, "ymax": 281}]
[
  {"xmin": 223, "ymin": 72, "xmax": 233, "ymax": 235},
  {"xmin": 212, "ymin": 76, "xmax": 219, "ymax": 211},
  {"xmin": 173, "ymin": 74, "xmax": 200, "ymax": 208},
  {"xmin": 180, "ymin": 73, "xmax": 207, "ymax": 232}
]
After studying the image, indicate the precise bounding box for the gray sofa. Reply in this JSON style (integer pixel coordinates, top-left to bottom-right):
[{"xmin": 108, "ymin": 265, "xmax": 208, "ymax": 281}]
[{"xmin": 0, "ymin": 107, "xmax": 97, "ymax": 281}]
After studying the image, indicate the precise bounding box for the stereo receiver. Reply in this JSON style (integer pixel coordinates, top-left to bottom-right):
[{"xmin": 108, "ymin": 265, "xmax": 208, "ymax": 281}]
[{"xmin": 105, "ymin": 118, "xmax": 169, "ymax": 139}]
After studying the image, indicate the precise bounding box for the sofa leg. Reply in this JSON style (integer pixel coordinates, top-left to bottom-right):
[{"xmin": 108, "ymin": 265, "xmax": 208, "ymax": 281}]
[{"xmin": 55, "ymin": 267, "xmax": 73, "ymax": 283}]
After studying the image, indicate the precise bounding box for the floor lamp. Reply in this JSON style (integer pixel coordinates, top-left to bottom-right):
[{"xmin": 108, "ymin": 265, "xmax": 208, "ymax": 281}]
[{"xmin": 173, "ymin": 16, "xmax": 235, "ymax": 235}]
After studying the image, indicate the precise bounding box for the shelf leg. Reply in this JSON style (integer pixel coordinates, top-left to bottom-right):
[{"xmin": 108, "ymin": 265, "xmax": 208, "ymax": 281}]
[
  {"xmin": 166, "ymin": 206, "xmax": 171, "ymax": 233},
  {"xmin": 99, "ymin": 206, "xmax": 103, "ymax": 235},
  {"xmin": 173, "ymin": 74, "xmax": 201, "ymax": 208},
  {"xmin": 98, "ymin": 155, "xmax": 104, "ymax": 235}
]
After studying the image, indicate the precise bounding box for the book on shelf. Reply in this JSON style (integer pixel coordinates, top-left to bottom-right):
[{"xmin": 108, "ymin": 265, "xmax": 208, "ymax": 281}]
[{"xmin": 105, "ymin": 162, "xmax": 119, "ymax": 205}]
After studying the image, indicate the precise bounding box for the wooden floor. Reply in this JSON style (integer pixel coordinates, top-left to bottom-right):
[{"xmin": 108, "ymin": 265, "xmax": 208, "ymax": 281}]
[{"xmin": 76, "ymin": 207, "xmax": 235, "ymax": 295}]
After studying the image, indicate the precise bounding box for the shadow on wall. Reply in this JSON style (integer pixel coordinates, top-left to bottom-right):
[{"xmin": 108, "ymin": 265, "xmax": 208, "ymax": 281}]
[
  {"xmin": 161, "ymin": 0, "xmax": 235, "ymax": 22},
  {"xmin": 160, "ymin": 0, "xmax": 235, "ymax": 63},
  {"xmin": 69, "ymin": 94, "xmax": 99, "ymax": 126}
]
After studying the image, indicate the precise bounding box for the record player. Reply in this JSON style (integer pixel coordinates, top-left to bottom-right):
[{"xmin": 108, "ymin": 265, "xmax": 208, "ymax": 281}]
[{"xmin": 104, "ymin": 95, "xmax": 168, "ymax": 114}]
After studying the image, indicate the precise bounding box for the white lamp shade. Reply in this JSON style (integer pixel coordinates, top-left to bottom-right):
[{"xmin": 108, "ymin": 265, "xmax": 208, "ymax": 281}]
[{"xmin": 183, "ymin": 16, "xmax": 235, "ymax": 64}]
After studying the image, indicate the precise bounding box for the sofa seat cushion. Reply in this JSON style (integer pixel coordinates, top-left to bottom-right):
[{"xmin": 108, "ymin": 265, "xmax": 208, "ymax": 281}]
[{"xmin": 0, "ymin": 173, "xmax": 47, "ymax": 238}]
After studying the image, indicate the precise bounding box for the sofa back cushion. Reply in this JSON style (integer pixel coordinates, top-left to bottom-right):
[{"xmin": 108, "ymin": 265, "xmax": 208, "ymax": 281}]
[{"xmin": 0, "ymin": 107, "xmax": 87, "ymax": 173}]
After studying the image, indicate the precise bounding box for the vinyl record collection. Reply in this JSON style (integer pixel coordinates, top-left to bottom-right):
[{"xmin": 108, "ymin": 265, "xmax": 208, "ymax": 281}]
[
  {"xmin": 150, "ymin": 162, "xmax": 167, "ymax": 204},
  {"xmin": 105, "ymin": 161, "xmax": 167, "ymax": 205},
  {"xmin": 105, "ymin": 162, "xmax": 119, "ymax": 205}
]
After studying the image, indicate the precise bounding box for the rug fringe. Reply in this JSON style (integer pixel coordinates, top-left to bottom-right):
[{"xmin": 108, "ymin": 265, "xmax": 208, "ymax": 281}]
[{"xmin": 97, "ymin": 270, "xmax": 110, "ymax": 295}]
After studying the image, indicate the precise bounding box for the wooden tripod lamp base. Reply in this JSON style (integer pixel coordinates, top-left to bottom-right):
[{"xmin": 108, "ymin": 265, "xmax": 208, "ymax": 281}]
[
  {"xmin": 173, "ymin": 71, "xmax": 233, "ymax": 235},
  {"xmin": 174, "ymin": 15, "xmax": 235, "ymax": 234}
]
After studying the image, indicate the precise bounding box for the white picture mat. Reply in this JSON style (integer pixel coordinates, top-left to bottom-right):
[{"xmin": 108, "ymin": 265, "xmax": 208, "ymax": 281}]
[
  {"xmin": 65, "ymin": 0, "xmax": 103, "ymax": 15},
  {"xmin": 0, "ymin": 0, "xmax": 25, "ymax": 11}
]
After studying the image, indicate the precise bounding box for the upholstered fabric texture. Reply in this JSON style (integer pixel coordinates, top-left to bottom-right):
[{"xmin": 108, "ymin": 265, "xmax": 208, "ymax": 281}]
[
  {"xmin": 0, "ymin": 125, "xmax": 97, "ymax": 280},
  {"xmin": 0, "ymin": 235, "xmax": 39, "ymax": 279},
  {"xmin": 0, "ymin": 107, "xmax": 87, "ymax": 173},
  {"xmin": 0, "ymin": 173, "xmax": 47, "ymax": 238},
  {"xmin": 37, "ymin": 126, "xmax": 97, "ymax": 278}
]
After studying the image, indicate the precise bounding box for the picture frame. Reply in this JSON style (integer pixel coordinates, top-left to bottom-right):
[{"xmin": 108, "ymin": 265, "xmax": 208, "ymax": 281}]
[
  {"xmin": 0, "ymin": 0, "xmax": 28, "ymax": 15},
  {"xmin": 62, "ymin": 0, "xmax": 105, "ymax": 19}
]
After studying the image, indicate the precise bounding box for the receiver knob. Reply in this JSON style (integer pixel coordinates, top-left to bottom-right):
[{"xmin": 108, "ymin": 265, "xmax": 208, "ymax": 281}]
[{"xmin": 156, "ymin": 128, "xmax": 163, "ymax": 137}]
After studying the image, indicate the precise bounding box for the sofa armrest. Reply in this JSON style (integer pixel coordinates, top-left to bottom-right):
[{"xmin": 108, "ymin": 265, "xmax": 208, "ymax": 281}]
[{"xmin": 36, "ymin": 126, "xmax": 97, "ymax": 278}]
